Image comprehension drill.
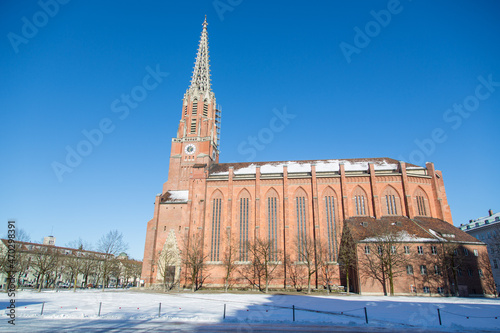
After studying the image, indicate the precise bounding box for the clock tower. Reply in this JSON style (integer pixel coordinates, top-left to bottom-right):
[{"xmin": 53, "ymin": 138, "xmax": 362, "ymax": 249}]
[{"xmin": 165, "ymin": 17, "xmax": 221, "ymax": 191}]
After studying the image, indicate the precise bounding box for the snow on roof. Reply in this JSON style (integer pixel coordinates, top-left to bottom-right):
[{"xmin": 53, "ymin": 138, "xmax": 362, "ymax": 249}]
[
  {"xmin": 212, "ymin": 159, "xmax": 401, "ymax": 176},
  {"xmin": 163, "ymin": 190, "xmax": 189, "ymax": 203},
  {"xmin": 362, "ymin": 230, "xmax": 438, "ymax": 243}
]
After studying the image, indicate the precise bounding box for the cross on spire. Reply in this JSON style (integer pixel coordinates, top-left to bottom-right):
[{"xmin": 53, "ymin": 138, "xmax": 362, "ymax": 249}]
[{"xmin": 189, "ymin": 16, "xmax": 211, "ymax": 97}]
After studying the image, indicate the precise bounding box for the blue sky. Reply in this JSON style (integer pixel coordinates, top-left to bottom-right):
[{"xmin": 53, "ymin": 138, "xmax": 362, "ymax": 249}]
[{"xmin": 1, "ymin": 1, "xmax": 499, "ymax": 260}]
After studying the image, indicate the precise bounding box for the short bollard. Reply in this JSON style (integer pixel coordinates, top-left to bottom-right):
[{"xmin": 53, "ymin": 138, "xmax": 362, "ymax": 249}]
[
  {"xmin": 159, "ymin": 302, "xmax": 162, "ymax": 318},
  {"xmin": 437, "ymin": 308, "xmax": 442, "ymax": 325},
  {"xmin": 293, "ymin": 305, "xmax": 295, "ymax": 322},
  {"xmin": 98, "ymin": 302, "xmax": 102, "ymax": 317},
  {"xmin": 41, "ymin": 302, "xmax": 45, "ymax": 315},
  {"xmin": 364, "ymin": 307, "xmax": 368, "ymax": 324},
  {"xmin": 223, "ymin": 304, "xmax": 226, "ymax": 319}
]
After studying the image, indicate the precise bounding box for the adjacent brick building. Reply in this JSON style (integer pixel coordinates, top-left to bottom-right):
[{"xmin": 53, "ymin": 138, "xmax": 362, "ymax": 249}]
[{"xmin": 141, "ymin": 18, "xmax": 495, "ymax": 296}]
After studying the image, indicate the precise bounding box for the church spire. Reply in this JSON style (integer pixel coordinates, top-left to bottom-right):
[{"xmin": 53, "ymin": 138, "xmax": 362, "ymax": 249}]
[{"xmin": 188, "ymin": 16, "xmax": 212, "ymax": 98}]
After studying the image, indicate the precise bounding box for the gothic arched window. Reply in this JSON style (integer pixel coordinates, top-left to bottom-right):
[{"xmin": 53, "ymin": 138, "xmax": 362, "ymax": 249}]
[
  {"xmin": 414, "ymin": 187, "xmax": 430, "ymax": 217},
  {"xmin": 210, "ymin": 191, "xmax": 223, "ymax": 261},
  {"xmin": 381, "ymin": 186, "xmax": 402, "ymax": 216},
  {"xmin": 352, "ymin": 186, "xmax": 369, "ymax": 216},
  {"xmin": 295, "ymin": 188, "xmax": 308, "ymax": 261},
  {"xmin": 266, "ymin": 188, "xmax": 279, "ymax": 262},
  {"xmin": 323, "ymin": 187, "xmax": 338, "ymax": 261},
  {"xmin": 238, "ymin": 189, "xmax": 250, "ymax": 261}
]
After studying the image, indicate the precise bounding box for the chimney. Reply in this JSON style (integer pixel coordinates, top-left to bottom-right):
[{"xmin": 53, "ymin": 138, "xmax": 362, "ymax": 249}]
[{"xmin": 489, "ymin": 209, "xmax": 493, "ymax": 216}]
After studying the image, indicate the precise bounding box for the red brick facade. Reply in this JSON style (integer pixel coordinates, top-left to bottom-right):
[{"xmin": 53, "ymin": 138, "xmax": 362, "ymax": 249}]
[{"xmin": 141, "ymin": 19, "xmax": 494, "ymax": 296}]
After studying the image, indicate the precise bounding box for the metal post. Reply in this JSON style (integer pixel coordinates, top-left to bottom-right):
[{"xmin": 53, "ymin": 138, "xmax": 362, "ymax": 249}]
[
  {"xmin": 437, "ymin": 308, "xmax": 442, "ymax": 325},
  {"xmin": 98, "ymin": 302, "xmax": 102, "ymax": 317},
  {"xmin": 223, "ymin": 304, "xmax": 226, "ymax": 319},
  {"xmin": 159, "ymin": 302, "xmax": 162, "ymax": 318},
  {"xmin": 41, "ymin": 302, "xmax": 45, "ymax": 315},
  {"xmin": 364, "ymin": 307, "xmax": 368, "ymax": 324},
  {"xmin": 293, "ymin": 305, "xmax": 295, "ymax": 322}
]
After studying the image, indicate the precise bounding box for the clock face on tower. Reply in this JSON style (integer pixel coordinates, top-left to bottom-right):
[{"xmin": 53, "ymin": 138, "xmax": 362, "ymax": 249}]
[{"xmin": 185, "ymin": 144, "xmax": 196, "ymax": 155}]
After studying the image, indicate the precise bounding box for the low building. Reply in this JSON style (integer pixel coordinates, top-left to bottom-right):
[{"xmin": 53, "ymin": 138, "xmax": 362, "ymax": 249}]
[
  {"xmin": 460, "ymin": 210, "xmax": 500, "ymax": 292},
  {"xmin": 346, "ymin": 216, "xmax": 496, "ymax": 297},
  {"xmin": 0, "ymin": 239, "xmax": 142, "ymax": 290}
]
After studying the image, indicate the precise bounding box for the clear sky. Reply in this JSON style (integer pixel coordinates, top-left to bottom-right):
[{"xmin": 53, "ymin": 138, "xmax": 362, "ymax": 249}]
[{"xmin": 1, "ymin": 1, "xmax": 499, "ymax": 260}]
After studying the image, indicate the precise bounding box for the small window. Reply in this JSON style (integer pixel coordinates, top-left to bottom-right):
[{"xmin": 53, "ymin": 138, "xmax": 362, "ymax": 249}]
[
  {"xmin": 473, "ymin": 249, "xmax": 478, "ymax": 257},
  {"xmin": 494, "ymin": 259, "xmax": 498, "ymax": 269},
  {"xmin": 423, "ymin": 286, "xmax": 430, "ymax": 293},
  {"xmin": 418, "ymin": 246, "xmax": 423, "ymax": 255},
  {"xmin": 431, "ymin": 246, "xmax": 437, "ymax": 255},
  {"xmin": 365, "ymin": 245, "xmax": 370, "ymax": 254},
  {"xmin": 164, "ymin": 226, "xmax": 166, "ymax": 231},
  {"xmin": 464, "ymin": 248, "xmax": 469, "ymax": 256},
  {"xmin": 437, "ymin": 287, "xmax": 444, "ymax": 294},
  {"xmin": 458, "ymin": 268, "xmax": 462, "ymax": 276},
  {"xmin": 190, "ymin": 119, "xmax": 197, "ymax": 133},
  {"xmin": 378, "ymin": 246, "xmax": 383, "ymax": 255},
  {"xmin": 391, "ymin": 246, "xmax": 396, "ymax": 254},
  {"xmin": 407, "ymin": 265, "xmax": 413, "ymax": 275},
  {"xmin": 410, "ymin": 285, "xmax": 417, "ymax": 293},
  {"xmin": 479, "ymin": 269, "xmax": 484, "ymax": 278},
  {"xmin": 203, "ymin": 103, "xmax": 208, "ymax": 117},
  {"xmin": 420, "ymin": 265, "xmax": 427, "ymax": 275},
  {"xmin": 468, "ymin": 269, "xmax": 473, "ymax": 277},
  {"xmin": 434, "ymin": 265, "xmax": 441, "ymax": 276},
  {"xmin": 404, "ymin": 246, "xmax": 410, "ymax": 254},
  {"xmin": 184, "ymin": 105, "xmax": 187, "ymax": 116},
  {"xmin": 192, "ymin": 101, "xmax": 198, "ymax": 115},
  {"xmin": 454, "ymin": 249, "xmax": 458, "ymax": 256}
]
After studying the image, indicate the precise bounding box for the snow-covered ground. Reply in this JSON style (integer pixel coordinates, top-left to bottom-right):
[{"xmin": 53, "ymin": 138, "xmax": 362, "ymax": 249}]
[{"xmin": 1, "ymin": 289, "xmax": 500, "ymax": 332}]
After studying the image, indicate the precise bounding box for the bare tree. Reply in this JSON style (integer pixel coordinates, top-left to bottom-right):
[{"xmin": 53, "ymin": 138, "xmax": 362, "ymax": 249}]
[
  {"xmin": 221, "ymin": 237, "xmax": 238, "ymax": 292},
  {"xmin": 284, "ymin": 254, "xmax": 305, "ymax": 291},
  {"xmin": 30, "ymin": 245, "xmax": 60, "ymax": 292},
  {"xmin": 156, "ymin": 244, "xmax": 180, "ymax": 291},
  {"xmin": 246, "ymin": 237, "xmax": 282, "ymax": 293},
  {"xmin": 439, "ymin": 242, "xmax": 465, "ymax": 296},
  {"xmin": 338, "ymin": 223, "xmax": 357, "ymax": 295},
  {"xmin": 358, "ymin": 223, "xmax": 409, "ymax": 296},
  {"xmin": 182, "ymin": 233, "xmax": 209, "ymax": 292},
  {"xmin": 96, "ymin": 230, "xmax": 128, "ymax": 290},
  {"xmin": 294, "ymin": 235, "xmax": 322, "ymax": 294}
]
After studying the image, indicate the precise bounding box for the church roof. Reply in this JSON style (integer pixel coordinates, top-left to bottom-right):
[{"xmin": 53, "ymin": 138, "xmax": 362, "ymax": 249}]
[
  {"xmin": 209, "ymin": 157, "xmax": 421, "ymax": 176},
  {"xmin": 346, "ymin": 216, "xmax": 482, "ymax": 244}
]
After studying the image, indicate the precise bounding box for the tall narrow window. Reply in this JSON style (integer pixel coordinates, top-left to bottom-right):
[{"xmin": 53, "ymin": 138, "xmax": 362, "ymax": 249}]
[
  {"xmin": 192, "ymin": 101, "xmax": 198, "ymax": 116},
  {"xmin": 239, "ymin": 197, "xmax": 249, "ymax": 261},
  {"xmin": 190, "ymin": 119, "xmax": 197, "ymax": 134},
  {"xmin": 296, "ymin": 195, "xmax": 307, "ymax": 261},
  {"xmin": 382, "ymin": 186, "xmax": 401, "ymax": 216},
  {"xmin": 353, "ymin": 187, "xmax": 368, "ymax": 216},
  {"xmin": 268, "ymin": 196, "xmax": 278, "ymax": 261},
  {"xmin": 414, "ymin": 188, "xmax": 429, "ymax": 216},
  {"xmin": 385, "ymin": 195, "xmax": 397, "ymax": 215},
  {"xmin": 203, "ymin": 103, "xmax": 208, "ymax": 117},
  {"xmin": 184, "ymin": 105, "xmax": 188, "ymax": 116},
  {"xmin": 210, "ymin": 197, "xmax": 222, "ymax": 261},
  {"xmin": 325, "ymin": 195, "xmax": 337, "ymax": 261}
]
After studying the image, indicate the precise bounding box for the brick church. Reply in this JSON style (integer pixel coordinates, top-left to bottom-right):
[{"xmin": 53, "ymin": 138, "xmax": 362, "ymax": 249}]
[{"xmin": 142, "ymin": 18, "xmax": 495, "ymax": 296}]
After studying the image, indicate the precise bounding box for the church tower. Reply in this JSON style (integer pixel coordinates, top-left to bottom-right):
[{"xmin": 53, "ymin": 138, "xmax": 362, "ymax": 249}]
[{"xmin": 166, "ymin": 17, "xmax": 221, "ymax": 191}]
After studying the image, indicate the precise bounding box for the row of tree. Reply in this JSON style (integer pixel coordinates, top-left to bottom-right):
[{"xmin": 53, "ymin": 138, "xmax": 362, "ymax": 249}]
[
  {"xmin": 0, "ymin": 230, "xmax": 140, "ymax": 292},
  {"xmin": 156, "ymin": 229, "xmax": 356, "ymax": 294},
  {"xmin": 157, "ymin": 222, "xmax": 494, "ymax": 296}
]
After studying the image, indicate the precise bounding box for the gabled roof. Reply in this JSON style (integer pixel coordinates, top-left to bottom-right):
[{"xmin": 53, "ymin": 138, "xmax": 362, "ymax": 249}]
[
  {"xmin": 209, "ymin": 157, "xmax": 421, "ymax": 176},
  {"xmin": 346, "ymin": 216, "xmax": 483, "ymax": 244}
]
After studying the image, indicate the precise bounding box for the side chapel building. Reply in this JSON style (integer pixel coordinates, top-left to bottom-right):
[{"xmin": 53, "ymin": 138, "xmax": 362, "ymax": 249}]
[{"xmin": 142, "ymin": 18, "xmax": 495, "ymax": 296}]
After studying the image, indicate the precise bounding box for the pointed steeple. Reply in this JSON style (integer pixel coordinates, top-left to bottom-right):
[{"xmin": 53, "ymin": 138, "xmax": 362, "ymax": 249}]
[{"xmin": 188, "ymin": 16, "xmax": 212, "ymax": 98}]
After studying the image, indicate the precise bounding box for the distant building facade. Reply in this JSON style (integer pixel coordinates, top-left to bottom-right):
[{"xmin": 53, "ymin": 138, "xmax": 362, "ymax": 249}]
[
  {"xmin": 0, "ymin": 239, "xmax": 142, "ymax": 289},
  {"xmin": 141, "ymin": 19, "xmax": 494, "ymax": 296},
  {"xmin": 460, "ymin": 210, "xmax": 500, "ymax": 291}
]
